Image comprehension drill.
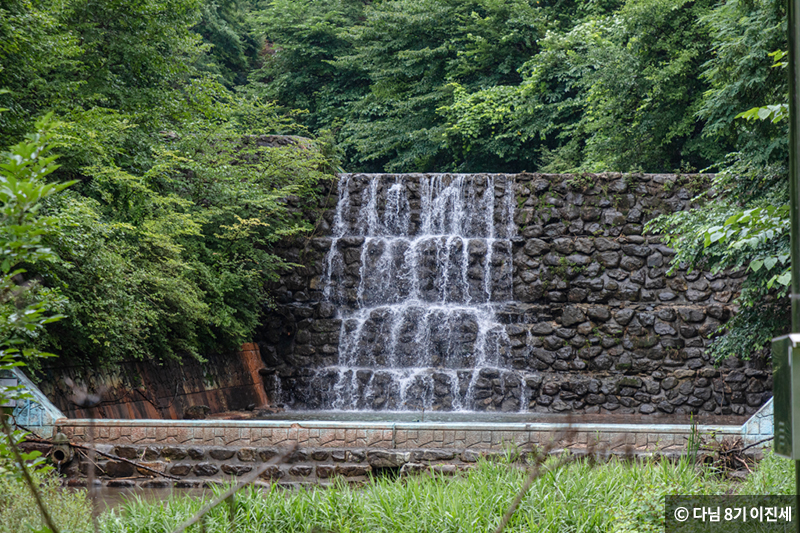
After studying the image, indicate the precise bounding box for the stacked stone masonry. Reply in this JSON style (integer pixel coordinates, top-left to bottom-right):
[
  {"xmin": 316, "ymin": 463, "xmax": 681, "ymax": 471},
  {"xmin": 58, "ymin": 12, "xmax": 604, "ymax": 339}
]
[
  {"xmin": 54, "ymin": 419, "xmax": 740, "ymax": 487},
  {"xmin": 260, "ymin": 173, "xmax": 770, "ymax": 417}
]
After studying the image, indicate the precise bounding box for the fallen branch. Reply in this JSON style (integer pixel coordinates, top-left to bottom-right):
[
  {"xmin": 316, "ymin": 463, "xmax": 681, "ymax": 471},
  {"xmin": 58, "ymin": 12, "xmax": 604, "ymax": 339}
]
[
  {"xmin": 703, "ymin": 436, "xmax": 774, "ymax": 455},
  {"xmin": 25, "ymin": 435, "xmax": 180, "ymax": 480}
]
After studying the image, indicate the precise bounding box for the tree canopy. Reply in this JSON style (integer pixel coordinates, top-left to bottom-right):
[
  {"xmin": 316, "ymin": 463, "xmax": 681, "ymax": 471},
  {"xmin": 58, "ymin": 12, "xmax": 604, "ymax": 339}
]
[{"xmin": 0, "ymin": 0, "xmax": 792, "ymax": 364}]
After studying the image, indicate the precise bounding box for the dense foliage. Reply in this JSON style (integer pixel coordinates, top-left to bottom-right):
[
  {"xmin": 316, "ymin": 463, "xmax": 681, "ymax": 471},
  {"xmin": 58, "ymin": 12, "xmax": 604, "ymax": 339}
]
[
  {"xmin": 1, "ymin": 0, "xmax": 793, "ymax": 363},
  {"xmin": 0, "ymin": 0, "xmax": 336, "ymax": 366},
  {"xmin": 0, "ymin": 116, "xmax": 71, "ymax": 485},
  {"xmin": 649, "ymin": 0, "xmax": 790, "ymax": 360},
  {"xmin": 254, "ymin": 0, "xmax": 791, "ymax": 358}
]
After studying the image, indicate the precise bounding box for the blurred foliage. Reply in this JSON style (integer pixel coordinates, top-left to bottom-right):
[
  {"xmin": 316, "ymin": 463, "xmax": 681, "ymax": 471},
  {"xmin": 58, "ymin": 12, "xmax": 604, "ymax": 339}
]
[{"xmin": 0, "ymin": 115, "xmax": 70, "ymax": 495}]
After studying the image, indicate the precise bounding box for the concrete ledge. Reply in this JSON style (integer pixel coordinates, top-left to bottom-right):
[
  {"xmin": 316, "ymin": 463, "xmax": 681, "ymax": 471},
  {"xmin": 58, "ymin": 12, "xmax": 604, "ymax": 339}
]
[
  {"xmin": 58, "ymin": 417, "xmax": 744, "ymax": 433},
  {"xmin": 56, "ymin": 417, "xmax": 741, "ymax": 453}
]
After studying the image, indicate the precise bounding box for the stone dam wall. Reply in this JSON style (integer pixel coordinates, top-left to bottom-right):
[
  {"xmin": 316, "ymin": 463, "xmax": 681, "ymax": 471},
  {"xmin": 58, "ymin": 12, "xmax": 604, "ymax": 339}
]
[{"xmin": 261, "ymin": 173, "xmax": 771, "ymax": 418}]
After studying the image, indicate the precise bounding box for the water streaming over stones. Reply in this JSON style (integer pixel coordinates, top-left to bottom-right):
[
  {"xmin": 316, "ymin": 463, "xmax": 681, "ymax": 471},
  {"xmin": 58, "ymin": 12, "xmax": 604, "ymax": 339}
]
[{"xmin": 300, "ymin": 173, "xmax": 533, "ymax": 412}]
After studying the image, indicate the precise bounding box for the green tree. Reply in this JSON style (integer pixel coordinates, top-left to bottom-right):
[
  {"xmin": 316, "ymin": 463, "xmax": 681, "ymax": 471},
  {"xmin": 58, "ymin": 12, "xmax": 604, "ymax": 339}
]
[
  {"xmin": 440, "ymin": 0, "xmax": 720, "ymax": 173},
  {"xmin": 194, "ymin": 0, "xmax": 262, "ymax": 87},
  {"xmin": 337, "ymin": 0, "xmax": 546, "ymax": 172},
  {"xmin": 1, "ymin": 116, "xmax": 73, "ymax": 526},
  {"xmin": 248, "ymin": 0, "xmax": 369, "ymax": 132},
  {"xmin": 649, "ymin": 0, "xmax": 790, "ymax": 361}
]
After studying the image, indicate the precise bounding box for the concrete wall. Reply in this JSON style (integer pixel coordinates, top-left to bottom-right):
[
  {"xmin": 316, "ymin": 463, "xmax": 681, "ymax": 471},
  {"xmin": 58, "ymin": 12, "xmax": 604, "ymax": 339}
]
[{"xmin": 35, "ymin": 343, "xmax": 270, "ymax": 419}]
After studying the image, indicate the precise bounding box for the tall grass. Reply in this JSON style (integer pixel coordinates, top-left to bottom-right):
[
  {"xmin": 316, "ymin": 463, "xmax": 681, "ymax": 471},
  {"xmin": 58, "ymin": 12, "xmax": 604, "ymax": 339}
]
[
  {"xmin": 737, "ymin": 450, "xmax": 795, "ymax": 495},
  {"xmin": 4, "ymin": 451, "xmax": 792, "ymax": 532},
  {"xmin": 0, "ymin": 474, "xmax": 92, "ymax": 533},
  {"xmin": 101, "ymin": 455, "xmax": 731, "ymax": 533}
]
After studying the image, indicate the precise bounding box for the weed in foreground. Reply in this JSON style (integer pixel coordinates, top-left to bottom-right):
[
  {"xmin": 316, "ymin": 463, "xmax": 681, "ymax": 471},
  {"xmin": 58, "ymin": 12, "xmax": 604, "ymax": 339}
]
[{"xmin": 100, "ymin": 455, "xmax": 731, "ymax": 533}]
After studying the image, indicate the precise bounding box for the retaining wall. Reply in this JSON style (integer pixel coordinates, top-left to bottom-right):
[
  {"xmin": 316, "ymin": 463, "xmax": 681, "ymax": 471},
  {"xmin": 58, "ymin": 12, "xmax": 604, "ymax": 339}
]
[
  {"xmin": 35, "ymin": 343, "xmax": 270, "ymax": 419},
  {"xmin": 52, "ymin": 417, "xmax": 747, "ymax": 488}
]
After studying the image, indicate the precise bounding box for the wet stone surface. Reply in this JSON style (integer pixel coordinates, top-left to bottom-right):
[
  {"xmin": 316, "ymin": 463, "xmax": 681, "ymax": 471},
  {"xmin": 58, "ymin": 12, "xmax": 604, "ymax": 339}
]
[{"xmin": 261, "ymin": 173, "xmax": 769, "ymax": 417}]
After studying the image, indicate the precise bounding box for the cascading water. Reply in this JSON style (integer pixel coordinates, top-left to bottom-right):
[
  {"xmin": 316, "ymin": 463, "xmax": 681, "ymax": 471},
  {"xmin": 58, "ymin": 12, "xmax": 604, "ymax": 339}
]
[{"xmin": 299, "ymin": 173, "xmax": 529, "ymax": 412}]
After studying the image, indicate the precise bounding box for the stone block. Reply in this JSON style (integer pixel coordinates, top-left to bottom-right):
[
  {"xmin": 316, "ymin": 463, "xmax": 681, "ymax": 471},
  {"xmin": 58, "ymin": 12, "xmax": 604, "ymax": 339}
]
[
  {"xmin": 113, "ymin": 446, "xmax": 138, "ymax": 460},
  {"xmin": 311, "ymin": 450, "xmax": 330, "ymax": 461},
  {"xmin": 289, "ymin": 465, "xmax": 314, "ymax": 477},
  {"xmin": 136, "ymin": 462, "xmax": 166, "ymax": 477},
  {"xmin": 188, "ymin": 448, "xmax": 205, "ymax": 460},
  {"xmin": 316, "ymin": 465, "xmax": 335, "ymax": 478},
  {"xmin": 237, "ymin": 448, "xmax": 257, "ymax": 462},
  {"xmin": 367, "ymin": 450, "xmax": 410, "ymax": 468},
  {"xmin": 222, "ymin": 464, "xmax": 253, "ymax": 476},
  {"xmin": 335, "ymin": 464, "xmax": 371, "ymax": 477},
  {"xmin": 169, "ymin": 464, "xmax": 192, "ymax": 477},
  {"xmin": 259, "ymin": 466, "xmax": 284, "ymax": 480},
  {"xmin": 209, "ymin": 448, "xmax": 235, "ymax": 461},
  {"xmin": 161, "ymin": 447, "xmax": 188, "ymax": 461},
  {"xmin": 411, "ymin": 450, "xmax": 456, "ymax": 462},
  {"xmin": 258, "ymin": 448, "xmax": 280, "ymax": 462},
  {"xmin": 288, "ymin": 448, "xmax": 310, "ymax": 463},
  {"xmin": 193, "ymin": 463, "xmax": 220, "ymax": 476},
  {"xmin": 561, "ymin": 306, "xmax": 586, "ymax": 327},
  {"xmin": 103, "ymin": 461, "xmax": 135, "ymax": 478}
]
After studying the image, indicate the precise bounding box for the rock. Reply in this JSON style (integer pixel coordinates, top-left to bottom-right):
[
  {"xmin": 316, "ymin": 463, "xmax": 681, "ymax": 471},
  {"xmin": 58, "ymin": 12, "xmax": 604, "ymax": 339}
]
[
  {"xmin": 654, "ymin": 321, "xmax": 676, "ymax": 336},
  {"xmin": 222, "ymin": 464, "xmax": 253, "ymax": 476},
  {"xmin": 561, "ymin": 306, "xmax": 586, "ymax": 327},
  {"xmin": 587, "ymin": 307, "xmax": 611, "ymax": 321},
  {"xmin": 367, "ymin": 450, "xmax": 411, "ymax": 468},
  {"xmin": 259, "ymin": 466, "xmax": 284, "ymax": 480},
  {"xmin": 311, "ymin": 450, "xmax": 330, "ymax": 461},
  {"xmin": 523, "ymin": 239, "xmax": 550, "ymax": 256},
  {"xmin": 161, "ymin": 447, "xmax": 188, "ymax": 461},
  {"xmin": 657, "ymin": 401, "xmax": 675, "ymax": 414},
  {"xmin": 288, "ymin": 449, "xmax": 310, "ymax": 463},
  {"xmin": 183, "ymin": 405, "xmax": 210, "ymax": 420},
  {"xmin": 258, "ymin": 448, "xmax": 280, "ymax": 462},
  {"xmin": 104, "ymin": 461, "xmax": 135, "ymax": 478},
  {"xmin": 411, "ymin": 450, "xmax": 456, "ymax": 462},
  {"xmin": 614, "ymin": 308, "xmax": 635, "ymax": 325},
  {"xmin": 531, "ymin": 322, "xmax": 554, "ymax": 335},
  {"xmin": 188, "ymin": 448, "xmax": 205, "ymax": 460},
  {"xmin": 335, "ymin": 465, "xmax": 371, "ymax": 477},
  {"xmin": 194, "ymin": 463, "xmax": 220, "ymax": 476},
  {"xmin": 316, "ymin": 465, "xmax": 335, "ymax": 478},
  {"xmin": 237, "ymin": 448, "xmax": 257, "ymax": 462},
  {"xmin": 209, "ymin": 448, "xmax": 235, "ymax": 461},
  {"xmin": 288, "ymin": 465, "xmax": 314, "ymax": 477}
]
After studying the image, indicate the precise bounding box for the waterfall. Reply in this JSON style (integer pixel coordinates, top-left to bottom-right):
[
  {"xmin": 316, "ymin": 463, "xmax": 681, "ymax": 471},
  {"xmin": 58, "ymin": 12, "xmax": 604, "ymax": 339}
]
[{"xmin": 312, "ymin": 174, "xmax": 524, "ymax": 411}]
